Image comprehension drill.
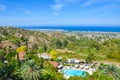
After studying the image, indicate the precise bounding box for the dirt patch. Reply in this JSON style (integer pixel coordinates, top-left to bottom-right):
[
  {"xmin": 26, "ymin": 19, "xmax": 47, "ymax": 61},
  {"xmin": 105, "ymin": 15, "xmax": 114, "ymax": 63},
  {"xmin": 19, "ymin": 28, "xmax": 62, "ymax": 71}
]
[{"xmin": 56, "ymin": 49, "xmax": 74, "ymax": 53}]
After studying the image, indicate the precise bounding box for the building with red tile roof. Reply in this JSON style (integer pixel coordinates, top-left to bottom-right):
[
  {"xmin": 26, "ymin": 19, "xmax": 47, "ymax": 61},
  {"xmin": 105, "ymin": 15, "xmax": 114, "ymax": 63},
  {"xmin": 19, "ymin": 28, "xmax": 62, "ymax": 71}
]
[
  {"xmin": 48, "ymin": 61, "xmax": 59, "ymax": 68},
  {"xmin": 18, "ymin": 52, "xmax": 26, "ymax": 60}
]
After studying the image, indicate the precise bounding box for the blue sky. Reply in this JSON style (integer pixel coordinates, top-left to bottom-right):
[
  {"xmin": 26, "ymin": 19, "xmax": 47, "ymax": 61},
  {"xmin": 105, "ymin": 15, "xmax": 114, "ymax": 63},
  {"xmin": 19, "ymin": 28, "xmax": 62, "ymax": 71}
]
[{"xmin": 0, "ymin": 0, "xmax": 120, "ymax": 26}]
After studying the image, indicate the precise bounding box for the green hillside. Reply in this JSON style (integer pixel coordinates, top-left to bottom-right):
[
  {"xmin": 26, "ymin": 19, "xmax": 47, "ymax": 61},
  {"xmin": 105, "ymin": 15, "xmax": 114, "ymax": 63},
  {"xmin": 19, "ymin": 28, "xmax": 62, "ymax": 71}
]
[{"xmin": 0, "ymin": 26, "xmax": 120, "ymax": 62}]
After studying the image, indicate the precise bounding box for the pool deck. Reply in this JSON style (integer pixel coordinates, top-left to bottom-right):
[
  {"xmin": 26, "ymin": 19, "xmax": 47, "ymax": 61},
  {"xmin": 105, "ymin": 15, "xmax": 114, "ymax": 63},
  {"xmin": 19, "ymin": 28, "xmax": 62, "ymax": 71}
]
[{"xmin": 60, "ymin": 66, "xmax": 96, "ymax": 79}]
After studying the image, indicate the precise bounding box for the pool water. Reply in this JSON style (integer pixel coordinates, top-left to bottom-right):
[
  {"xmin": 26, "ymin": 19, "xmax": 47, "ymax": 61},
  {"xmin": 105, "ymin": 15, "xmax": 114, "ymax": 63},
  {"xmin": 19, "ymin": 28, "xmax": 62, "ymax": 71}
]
[{"xmin": 62, "ymin": 69, "xmax": 86, "ymax": 77}]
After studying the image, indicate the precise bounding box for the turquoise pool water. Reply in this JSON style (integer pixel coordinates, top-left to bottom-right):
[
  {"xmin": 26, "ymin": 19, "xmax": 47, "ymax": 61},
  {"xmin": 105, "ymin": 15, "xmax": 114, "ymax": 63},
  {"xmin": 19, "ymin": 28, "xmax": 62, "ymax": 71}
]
[{"xmin": 62, "ymin": 69, "xmax": 86, "ymax": 77}]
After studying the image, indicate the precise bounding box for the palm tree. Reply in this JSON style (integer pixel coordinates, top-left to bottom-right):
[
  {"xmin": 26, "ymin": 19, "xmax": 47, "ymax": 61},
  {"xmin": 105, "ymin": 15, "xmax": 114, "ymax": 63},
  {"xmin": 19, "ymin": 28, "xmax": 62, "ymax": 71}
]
[
  {"xmin": 18, "ymin": 59, "xmax": 41, "ymax": 80},
  {"xmin": 103, "ymin": 64, "xmax": 120, "ymax": 80},
  {"xmin": 15, "ymin": 40, "xmax": 21, "ymax": 47},
  {"xmin": 89, "ymin": 70, "xmax": 113, "ymax": 80},
  {"xmin": 86, "ymin": 53, "xmax": 95, "ymax": 64}
]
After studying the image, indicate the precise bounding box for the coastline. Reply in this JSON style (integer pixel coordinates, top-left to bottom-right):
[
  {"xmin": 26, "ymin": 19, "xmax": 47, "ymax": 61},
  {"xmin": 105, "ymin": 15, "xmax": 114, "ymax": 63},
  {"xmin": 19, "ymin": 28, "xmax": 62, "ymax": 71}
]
[{"xmin": 15, "ymin": 26, "xmax": 120, "ymax": 32}]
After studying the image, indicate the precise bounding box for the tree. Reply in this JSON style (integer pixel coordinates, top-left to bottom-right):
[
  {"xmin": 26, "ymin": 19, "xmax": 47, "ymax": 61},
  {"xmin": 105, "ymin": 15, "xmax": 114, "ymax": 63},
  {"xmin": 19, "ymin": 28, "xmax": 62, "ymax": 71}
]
[
  {"xmin": 55, "ymin": 73, "xmax": 66, "ymax": 80},
  {"xmin": 87, "ymin": 70, "xmax": 113, "ymax": 80},
  {"xmin": 5, "ymin": 51, "xmax": 16, "ymax": 62},
  {"xmin": 103, "ymin": 64, "xmax": 120, "ymax": 80},
  {"xmin": 0, "ymin": 59, "xmax": 20, "ymax": 80},
  {"xmin": 15, "ymin": 40, "xmax": 21, "ymax": 47},
  {"xmin": 16, "ymin": 46, "xmax": 27, "ymax": 65},
  {"xmin": 42, "ymin": 62, "xmax": 57, "ymax": 80},
  {"xmin": 55, "ymin": 39, "xmax": 62, "ymax": 48},
  {"xmin": 68, "ymin": 76, "xmax": 85, "ymax": 80},
  {"xmin": 32, "ymin": 43, "xmax": 38, "ymax": 53},
  {"xmin": 66, "ymin": 42, "xmax": 75, "ymax": 50},
  {"xmin": 86, "ymin": 48, "xmax": 96, "ymax": 64},
  {"xmin": 36, "ymin": 58, "xmax": 44, "ymax": 69},
  {"xmin": 2, "ymin": 29, "xmax": 9, "ymax": 35},
  {"xmin": 50, "ymin": 50, "xmax": 58, "ymax": 60},
  {"xmin": 0, "ymin": 49, "xmax": 5, "ymax": 62},
  {"xmin": 18, "ymin": 59, "xmax": 41, "ymax": 80},
  {"xmin": 24, "ymin": 38, "xmax": 29, "ymax": 53},
  {"xmin": 37, "ymin": 48, "xmax": 43, "ymax": 57},
  {"xmin": 63, "ymin": 40, "xmax": 68, "ymax": 47},
  {"xmin": 26, "ymin": 51, "xmax": 35, "ymax": 59},
  {"xmin": 46, "ymin": 48, "xmax": 52, "ymax": 53},
  {"xmin": 42, "ymin": 45, "xmax": 47, "ymax": 52},
  {"xmin": 0, "ymin": 36, "xmax": 2, "ymax": 49},
  {"xmin": 32, "ymin": 43, "xmax": 38, "ymax": 50},
  {"xmin": 91, "ymin": 41, "xmax": 100, "ymax": 51},
  {"xmin": 86, "ymin": 53, "xmax": 95, "ymax": 64},
  {"xmin": 16, "ymin": 46, "xmax": 27, "ymax": 53}
]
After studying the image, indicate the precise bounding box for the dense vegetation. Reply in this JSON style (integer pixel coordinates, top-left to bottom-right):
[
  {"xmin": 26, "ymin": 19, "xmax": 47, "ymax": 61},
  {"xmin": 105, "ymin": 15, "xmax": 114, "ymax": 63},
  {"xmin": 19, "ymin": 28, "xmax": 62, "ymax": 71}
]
[{"xmin": 0, "ymin": 26, "xmax": 120, "ymax": 80}]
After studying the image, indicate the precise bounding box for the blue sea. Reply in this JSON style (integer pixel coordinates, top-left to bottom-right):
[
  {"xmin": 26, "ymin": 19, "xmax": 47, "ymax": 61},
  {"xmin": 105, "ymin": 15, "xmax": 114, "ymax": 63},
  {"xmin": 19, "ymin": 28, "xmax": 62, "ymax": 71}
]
[{"xmin": 16, "ymin": 26, "xmax": 120, "ymax": 32}]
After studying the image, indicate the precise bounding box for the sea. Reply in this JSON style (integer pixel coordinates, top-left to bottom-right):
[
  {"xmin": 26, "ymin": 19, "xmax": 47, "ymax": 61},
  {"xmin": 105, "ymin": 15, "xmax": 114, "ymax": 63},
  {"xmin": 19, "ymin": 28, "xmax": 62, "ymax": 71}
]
[{"xmin": 16, "ymin": 26, "xmax": 120, "ymax": 32}]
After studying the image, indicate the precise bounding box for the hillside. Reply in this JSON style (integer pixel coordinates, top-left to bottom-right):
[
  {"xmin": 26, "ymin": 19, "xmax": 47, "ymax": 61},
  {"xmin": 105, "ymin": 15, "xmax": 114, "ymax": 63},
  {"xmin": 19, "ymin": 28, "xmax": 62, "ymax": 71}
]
[
  {"xmin": 0, "ymin": 26, "xmax": 120, "ymax": 66},
  {"xmin": 0, "ymin": 27, "xmax": 68, "ymax": 49}
]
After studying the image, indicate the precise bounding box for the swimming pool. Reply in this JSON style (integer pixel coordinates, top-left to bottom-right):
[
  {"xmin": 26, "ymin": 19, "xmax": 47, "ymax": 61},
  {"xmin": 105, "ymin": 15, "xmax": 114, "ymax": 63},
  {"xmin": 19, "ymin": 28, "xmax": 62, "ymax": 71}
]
[{"xmin": 62, "ymin": 69, "xmax": 86, "ymax": 77}]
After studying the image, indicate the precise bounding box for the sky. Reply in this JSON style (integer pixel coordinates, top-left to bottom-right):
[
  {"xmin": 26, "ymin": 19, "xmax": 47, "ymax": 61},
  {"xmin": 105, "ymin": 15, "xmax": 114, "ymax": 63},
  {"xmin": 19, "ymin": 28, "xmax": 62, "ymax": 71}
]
[{"xmin": 0, "ymin": 0, "xmax": 120, "ymax": 26}]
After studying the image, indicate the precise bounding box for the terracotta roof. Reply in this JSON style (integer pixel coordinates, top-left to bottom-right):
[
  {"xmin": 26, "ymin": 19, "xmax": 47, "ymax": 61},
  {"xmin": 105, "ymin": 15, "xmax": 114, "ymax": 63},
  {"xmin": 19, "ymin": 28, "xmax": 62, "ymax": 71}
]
[
  {"xmin": 18, "ymin": 52, "xmax": 26, "ymax": 60},
  {"xmin": 48, "ymin": 61, "xmax": 58, "ymax": 68}
]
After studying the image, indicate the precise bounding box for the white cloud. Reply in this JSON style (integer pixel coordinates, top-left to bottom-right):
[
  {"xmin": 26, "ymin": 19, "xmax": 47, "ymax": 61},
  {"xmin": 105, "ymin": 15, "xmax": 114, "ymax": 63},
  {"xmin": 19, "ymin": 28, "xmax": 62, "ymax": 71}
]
[
  {"xmin": 79, "ymin": 0, "xmax": 97, "ymax": 7},
  {"xmin": 51, "ymin": 0, "xmax": 80, "ymax": 16},
  {"xmin": 0, "ymin": 4, "xmax": 6, "ymax": 11},
  {"xmin": 91, "ymin": 4, "xmax": 113, "ymax": 12},
  {"xmin": 79, "ymin": 0, "xmax": 120, "ymax": 8},
  {"xmin": 52, "ymin": 4, "xmax": 64, "ymax": 11},
  {"xmin": 53, "ymin": 12, "xmax": 59, "ymax": 16},
  {"xmin": 80, "ymin": 3, "xmax": 120, "ymax": 14},
  {"xmin": 52, "ymin": 0, "xmax": 80, "ymax": 11},
  {"xmin": 79, "ymin": 0, "xmax": 120, "ymax": 14}
]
